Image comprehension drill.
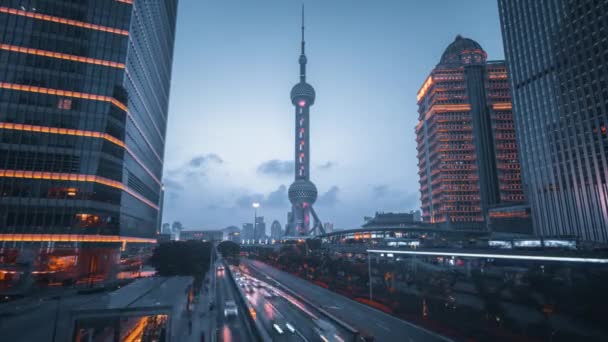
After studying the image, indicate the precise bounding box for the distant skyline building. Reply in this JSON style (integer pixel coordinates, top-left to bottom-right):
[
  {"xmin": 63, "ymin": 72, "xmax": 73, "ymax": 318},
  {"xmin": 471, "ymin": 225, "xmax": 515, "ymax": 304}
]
[
  {"xmin": 498, "ymin": 0, "xmax": 608, "ymax": 241},
  {"xmin": 409, "ymin": 210, "xmax": 422, "ymax": 222},
  {"xmin": 0, "ymin": 0, "xmax": 178, "ymax": 288},
  {"xmin": 323, "ymin": 222, "xmax": 334, "ymax": 233},
  {"xmin": 416, "ymin": 35, "xmax": 524, "ymax": 229},
  {"xmin": 361, "ymin": 212, "xmax": 424, "ymax": 229},
  {"xmin": 242, "ymin": 223, "xmax": 254, "ymax": 241},
  {"xmin": 179, "ymin": 230, "xmax": 223, "ymax": 242},
  {"xmin": 287, "ymin": 7, "xmax": 324, "ymax": 236},
  {"xmin": 222, "ymin": 226, "xmax": 241, "ymax": 243},
  {"xmin": 270, "ymin": 220, "xmax": 283, "ymax": 240},
  {"xmin": 285, "ymin": 210, "xmax": 295, "ymax": 236},
  {"xmin": 416, "ymin": 36, "xmax": 525, "ymax": 229},
  {"xmin": 254, "ymin": 216, "xmax": 266, "ymax": 240}
]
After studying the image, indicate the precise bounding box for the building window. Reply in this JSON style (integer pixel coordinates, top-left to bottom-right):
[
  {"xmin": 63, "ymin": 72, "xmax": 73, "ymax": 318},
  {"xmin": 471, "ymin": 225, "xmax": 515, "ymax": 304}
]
[{"xmin": 57, "ymin": 98, "xmax": 72, "ymax": 110}]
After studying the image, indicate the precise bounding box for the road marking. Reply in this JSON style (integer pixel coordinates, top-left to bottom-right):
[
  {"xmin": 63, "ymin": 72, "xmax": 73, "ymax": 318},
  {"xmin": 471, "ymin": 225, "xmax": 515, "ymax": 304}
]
[
  {"xmin": 294, "ymin": 328, "xmax": 310, "ymax": 342},
  {"xmin": 376, "ymin": 322, "xmax": 390, "ymax": 331}
]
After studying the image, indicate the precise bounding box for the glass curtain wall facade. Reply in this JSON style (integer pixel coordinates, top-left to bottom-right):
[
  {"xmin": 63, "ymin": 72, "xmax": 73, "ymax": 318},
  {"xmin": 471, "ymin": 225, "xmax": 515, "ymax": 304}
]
[
  {"xmin": 0, "ymin": 0, "xmax": 178, "ymax": 289},
  {"xmin": 498, "ymin": 0, "xmax": 608, "ymax": 241},
  {"xmin": 416, "ymin": 36, "xmax": 525, "ymax": 229}
]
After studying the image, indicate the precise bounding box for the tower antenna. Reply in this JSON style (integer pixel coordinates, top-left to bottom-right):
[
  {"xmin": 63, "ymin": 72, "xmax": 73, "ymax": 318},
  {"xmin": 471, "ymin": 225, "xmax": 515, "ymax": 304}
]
[{"xmin": 301, "ymin": 4, "xmax": 305, "ymax": 55}]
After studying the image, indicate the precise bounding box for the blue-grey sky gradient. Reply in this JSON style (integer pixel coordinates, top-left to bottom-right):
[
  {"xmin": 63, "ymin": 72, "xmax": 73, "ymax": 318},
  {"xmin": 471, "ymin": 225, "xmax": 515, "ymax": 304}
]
[{"xmin": 162, "ymin": 0, "xmax": 504, "ymax": 231}]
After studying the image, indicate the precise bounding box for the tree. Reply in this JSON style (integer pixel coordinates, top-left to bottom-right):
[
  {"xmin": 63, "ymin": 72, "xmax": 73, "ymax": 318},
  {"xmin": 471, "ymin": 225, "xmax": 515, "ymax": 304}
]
[
  {"xmin": 148, "ymin": 240, "xmax": 212, "ymax": 290},
  {"xmin": 217, "ymin": 241, "xmax": 240, "ymax": 258}
]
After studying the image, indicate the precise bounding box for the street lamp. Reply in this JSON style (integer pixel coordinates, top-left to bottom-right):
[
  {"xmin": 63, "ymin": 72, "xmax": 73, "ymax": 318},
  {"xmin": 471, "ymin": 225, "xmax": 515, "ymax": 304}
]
[{"xmin": 252, "ymin": 202, "xmax": 260, "ymax": 241}]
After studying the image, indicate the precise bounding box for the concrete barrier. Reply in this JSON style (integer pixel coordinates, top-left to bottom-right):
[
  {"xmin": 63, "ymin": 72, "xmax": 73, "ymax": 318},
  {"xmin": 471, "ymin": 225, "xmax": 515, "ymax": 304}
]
[{"xmin": 223, "ymin": 260, "xmax": 271, "ymax": 342}]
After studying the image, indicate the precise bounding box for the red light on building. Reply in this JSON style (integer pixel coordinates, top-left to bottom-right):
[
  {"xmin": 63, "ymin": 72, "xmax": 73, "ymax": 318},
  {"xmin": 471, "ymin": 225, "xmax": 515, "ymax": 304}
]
[{"xmin": 298, "ymin": 100, "xmax": 306, "ymax": 107}]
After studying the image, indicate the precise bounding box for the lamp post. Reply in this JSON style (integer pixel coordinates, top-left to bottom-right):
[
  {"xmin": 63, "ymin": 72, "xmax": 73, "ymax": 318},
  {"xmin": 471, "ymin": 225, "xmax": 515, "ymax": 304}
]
[
  {"xmin": 368, "ymin": 252, "xmax": 373, "ymax": 301},
  {"xmin": 252, "ymin": 202, "xmax": 260, "ymax": 242}
]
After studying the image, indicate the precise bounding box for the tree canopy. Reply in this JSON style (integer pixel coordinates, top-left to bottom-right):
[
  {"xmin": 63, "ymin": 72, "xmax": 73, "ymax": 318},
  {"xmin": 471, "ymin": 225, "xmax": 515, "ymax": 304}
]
[
  {"xmin": 149, "ymin": 240, "xmax": 212, "ymax": 281},
  {"xmin": 217, "ymin": 240, "xmax": 240, "ymax": 258}
]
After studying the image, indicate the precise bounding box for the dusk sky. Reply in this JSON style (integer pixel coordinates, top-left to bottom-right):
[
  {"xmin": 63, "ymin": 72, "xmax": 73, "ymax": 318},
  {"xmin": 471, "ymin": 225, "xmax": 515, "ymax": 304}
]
[{"xmin": 161, "ymin": 0, "xmax": 505, "ymax": 231}]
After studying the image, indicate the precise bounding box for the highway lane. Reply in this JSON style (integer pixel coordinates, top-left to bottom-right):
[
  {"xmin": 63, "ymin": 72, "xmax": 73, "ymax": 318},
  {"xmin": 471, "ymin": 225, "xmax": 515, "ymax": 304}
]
[
  {"xmin": 244, "ymin": 259, "xmax": 453, "ymax": 342},
  {"xmin": 215, "ymin": 266, "xmax": 253, "ymax": 342},
  {"xmin": 235, "ymin": 265, "xmax": 353, "ymax": 342}
]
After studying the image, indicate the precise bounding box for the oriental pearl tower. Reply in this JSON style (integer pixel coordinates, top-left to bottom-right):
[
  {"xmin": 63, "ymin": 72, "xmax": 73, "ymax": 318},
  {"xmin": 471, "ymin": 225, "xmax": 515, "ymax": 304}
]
[{"xmin": 287, "ymin": 6, "xmax": 325, "ymax": 236}]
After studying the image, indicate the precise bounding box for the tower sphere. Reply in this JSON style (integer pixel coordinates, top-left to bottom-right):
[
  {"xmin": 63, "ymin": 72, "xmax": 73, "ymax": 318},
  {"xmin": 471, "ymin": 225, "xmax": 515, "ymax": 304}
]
[
  {"xmin": 288, "ymin": 179, "xmax": 318, "ymax": 205},
  {"xmin": 290, "ymin": 82, "xmax": 316, "ymax": 106}
]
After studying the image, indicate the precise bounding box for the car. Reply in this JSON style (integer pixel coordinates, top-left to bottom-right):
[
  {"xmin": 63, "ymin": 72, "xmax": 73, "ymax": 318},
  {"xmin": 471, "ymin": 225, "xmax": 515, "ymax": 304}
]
[
  {"xmin": 224, "ymin": 300, "xmax": 238, "ymax": 317},
  {"xmin": 272, "ymin": 323, "xmax": 284, "ymax": 334}
]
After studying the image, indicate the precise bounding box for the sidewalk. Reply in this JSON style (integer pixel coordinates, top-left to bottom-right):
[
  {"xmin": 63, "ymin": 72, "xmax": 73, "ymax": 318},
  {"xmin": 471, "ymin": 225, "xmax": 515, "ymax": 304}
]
[{"xmin": 172, "ymin": 265, "xmax": 216, "ymax": 342}]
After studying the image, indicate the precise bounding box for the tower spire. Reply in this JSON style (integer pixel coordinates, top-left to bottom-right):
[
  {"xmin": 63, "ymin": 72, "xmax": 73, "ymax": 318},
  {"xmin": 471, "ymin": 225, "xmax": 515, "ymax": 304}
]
[
  {"xmin": 299, "ymin": 4, "xmax": 307, "ymax": 82},
  {"xmin": 301, "ymin": 4, "xmax": 305, "ymax": 55}
]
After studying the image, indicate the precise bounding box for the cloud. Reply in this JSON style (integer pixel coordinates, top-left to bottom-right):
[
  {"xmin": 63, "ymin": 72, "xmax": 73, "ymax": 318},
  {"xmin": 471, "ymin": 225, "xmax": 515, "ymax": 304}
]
[
  {"xmin": 257, "ymin": 160, "xmax": 293, "ymax": 177},
  {"xmin": 370, "ymin": 184, "xmax": 419, "ymax": 210},
  {"xmin": 189, "ymin": 153, "xmax": 223, "ymax": 167},
  {"xmin": 318, "ymin": 161, "xmax": 335, "ymax": 170},
  {"xmin": 317, "ymin": 186, "xmax": 339, "ymax": 207},
  {"xmin": 163, "ymin": 177, "xmax": 184, "ymax": 191},
  {"xmin": 234, "ymin": 185, "xmax": 289, "ymax": 209},
  {"xmin": 265, "ymin": 185, "xmax": 288, "ymax": 207},
  {"xmin": 167, "ymin": 153, "xmax": 224, "ymax": 180},
  {"xmin": 235, "ymin": 193, "xmax": 265, "ymax": 209},
  {"xmin": 372, "ymin": 185, "xmax": 389, "ymax": 198}
]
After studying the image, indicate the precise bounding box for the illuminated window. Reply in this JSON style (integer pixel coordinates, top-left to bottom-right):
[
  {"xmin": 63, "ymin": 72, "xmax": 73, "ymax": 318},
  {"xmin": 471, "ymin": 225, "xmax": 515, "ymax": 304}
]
[
  {"xmin": 75, "ymin": 213, "xmax": 101, "ymax": 227},
  {"xmin": 47, "ymin": 187, "xmax": 79, "ymax": 198},
  {"xmin": 57, "ymin": 98, "xmax": 72, "ymax": 110}
]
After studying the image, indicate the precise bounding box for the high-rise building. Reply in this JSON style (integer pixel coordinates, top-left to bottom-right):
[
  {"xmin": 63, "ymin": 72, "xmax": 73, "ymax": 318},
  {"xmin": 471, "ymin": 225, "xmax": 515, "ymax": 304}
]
[
  {"xmin": 416, "ymin": 36, "xmax": 525, "ymax": 229},
  {"xmin": 323, "ymin": 222, "xmax": 334, "ymax": 233},
  {"xmin": 409, "ymin": 210, "xmax": 422, "ymax": 222},
  {"xmin": 254, "ymin": 216, "xmax": 266, "ymax": 240},
  {"xmin": 285, "ymin": 210, "xmax": 295, "ymax": 236},
  {"xmin": 242, "ymin": 223, "xmax": 254, "ymax": 241},
  {"xmin": 161, "ymin": 223, "xmax": 171, "ymax": 234},
  {"xmin": 288, "ymin": 6, "xmax": 325, "ymax": 236},
  {"xmin": 0, "ymin": 0, "xmax": 178, "ymax": 288},
  {"xmin": 270, "ymin": 220, "xmax": 283, "ymax": 239},
  {"xmin": 498, "ymin": 0, "xmax": 608, "ymax": 241}
]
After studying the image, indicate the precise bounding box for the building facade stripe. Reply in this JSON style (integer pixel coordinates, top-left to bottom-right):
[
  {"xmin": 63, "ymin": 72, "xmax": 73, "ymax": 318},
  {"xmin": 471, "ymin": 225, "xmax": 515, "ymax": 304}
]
[
  {"xmin": 0, "ymin": 44, "xmax": 125, "ymax": 69},
  {"xmin": 0, "ymin": 7, "xmax": 129, "ymax": 36},
  {"xmin": 0, "ymin": 122, "xmax": 162, "ymax": 185},
  {"xmin": 0, "ymin": 169, "xmax": 159, "ymax": 210}
]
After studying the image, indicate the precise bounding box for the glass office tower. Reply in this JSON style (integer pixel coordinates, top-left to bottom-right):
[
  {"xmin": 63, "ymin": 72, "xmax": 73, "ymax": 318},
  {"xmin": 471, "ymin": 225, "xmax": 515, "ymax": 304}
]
[
  {"xmin": 499, "ymin": 0, "xmax": 608, "ymax": 241},
  {"xmin": 416, "ymin": 36, "xmax": 525, "ymax": 229},
  {"xmin": 0, "ymin": 0, "xmax": 178, "ymax": 289}
]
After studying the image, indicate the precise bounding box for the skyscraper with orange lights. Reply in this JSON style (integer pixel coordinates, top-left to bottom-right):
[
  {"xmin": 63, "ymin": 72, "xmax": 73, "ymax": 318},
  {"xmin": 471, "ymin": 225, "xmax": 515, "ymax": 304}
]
[
  {"xmin": 416, "ymin": 36, "xmax": 525, "ymax": 229},
  {"xmin": 0, "ymin": 0, "xmax": 178, "ymax": 290}
]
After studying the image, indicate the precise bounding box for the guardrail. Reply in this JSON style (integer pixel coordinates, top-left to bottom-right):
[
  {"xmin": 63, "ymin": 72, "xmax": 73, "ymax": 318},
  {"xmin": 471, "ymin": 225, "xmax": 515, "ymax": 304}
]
[{"xmin": 223, "ymin": 260, "xmax": 271, "ymax": 342}]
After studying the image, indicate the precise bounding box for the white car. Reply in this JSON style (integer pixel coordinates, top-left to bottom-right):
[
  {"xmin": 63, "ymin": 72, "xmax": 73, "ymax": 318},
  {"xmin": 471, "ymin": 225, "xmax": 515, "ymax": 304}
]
[{"xmin": 224, "ymin": 300, "xmax": 238, "ymax": 318}]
